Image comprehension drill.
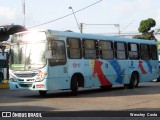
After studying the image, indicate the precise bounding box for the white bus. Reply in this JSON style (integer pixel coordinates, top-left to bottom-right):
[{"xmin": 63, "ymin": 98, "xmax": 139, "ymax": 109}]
[{"xmin": 9, "ymin": 30, "xmax": 159, "ymax": 96}]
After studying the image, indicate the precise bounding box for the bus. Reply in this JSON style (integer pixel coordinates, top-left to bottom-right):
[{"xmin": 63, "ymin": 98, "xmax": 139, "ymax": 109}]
[{"xmin": 9, "ymin": 30, "xmax": 159, "ymax": 96}]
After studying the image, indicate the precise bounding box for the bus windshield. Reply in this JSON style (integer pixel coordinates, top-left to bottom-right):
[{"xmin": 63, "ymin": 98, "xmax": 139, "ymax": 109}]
[{"xmin": 10, "ymin": 43, "xmax": 46, "ymax": 70}]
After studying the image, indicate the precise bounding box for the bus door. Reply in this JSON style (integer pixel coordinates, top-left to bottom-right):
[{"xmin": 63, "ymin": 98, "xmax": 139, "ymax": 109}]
[{"xmin": 47, "ymin": 39, "xmax": 68, "ymax": 90}]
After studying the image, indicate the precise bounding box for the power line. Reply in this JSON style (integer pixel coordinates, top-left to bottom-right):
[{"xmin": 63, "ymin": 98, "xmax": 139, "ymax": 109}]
[
  {"xmin": 83, "ymin": 23, "xmax": 120, "ymax": 35},
  {"xmin": 120, "ymin": 20, "xmax": 135, "ymax": 33},
  {"xmin": 27, "ymin": 0, "xmax": 102, "ymax": 29}
]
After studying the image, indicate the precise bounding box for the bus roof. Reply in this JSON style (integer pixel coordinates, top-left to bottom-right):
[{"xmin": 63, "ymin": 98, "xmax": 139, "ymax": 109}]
[
  {"xmin": 13, "ymin": 29, "xmax": 157, "ymax": 45},
  {"xmin": 47, "ymin": 30, "xmax": 157, "ymax": 44}
]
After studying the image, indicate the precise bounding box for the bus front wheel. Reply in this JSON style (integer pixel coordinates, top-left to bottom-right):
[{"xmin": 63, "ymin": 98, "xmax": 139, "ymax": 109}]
[
  {"xmin": 70, "ymin": 75, "xmax": 78, "ymax": 96},
  {"xmin": 39, "ymin": 90, "xmax": 47, "ymax": 97}
]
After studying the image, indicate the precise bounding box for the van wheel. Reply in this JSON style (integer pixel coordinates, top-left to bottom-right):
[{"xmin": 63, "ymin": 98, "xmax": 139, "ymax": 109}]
[
  {"xmin": 71, "ymin": 75, "xmax": 78, "ymax": 96},
  {"xmin": 129, "ymin": 73, "xmax": 139, "ymax": 89},
  {"xmin": 39, "ymin": 90, "xmax": 47, "ymax": 97}
]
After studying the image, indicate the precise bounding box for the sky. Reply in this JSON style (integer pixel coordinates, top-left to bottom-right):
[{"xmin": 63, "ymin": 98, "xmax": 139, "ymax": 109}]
[{"xmin": 0, "ymin": 0, "xmax": 160, "ymax": 35}]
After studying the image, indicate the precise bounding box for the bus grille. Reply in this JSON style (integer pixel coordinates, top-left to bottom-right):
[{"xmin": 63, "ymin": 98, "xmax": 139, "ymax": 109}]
[
  {"xmin": 19, "ymin": 84, "xmax": 32, "ymax": 87},
  {"xmin": 15, "ymin": 73, "xmax": 37, "ymax": 78}
]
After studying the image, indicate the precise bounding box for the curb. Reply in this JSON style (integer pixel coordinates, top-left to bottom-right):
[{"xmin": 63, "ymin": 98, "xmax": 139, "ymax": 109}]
[
  {"xmin": 0, "ymin": 84, "xmax": 9, "ymax": 89},
  {"xmin": 0, "ymin": 80, "xmax": 9, "ymax": 89}
]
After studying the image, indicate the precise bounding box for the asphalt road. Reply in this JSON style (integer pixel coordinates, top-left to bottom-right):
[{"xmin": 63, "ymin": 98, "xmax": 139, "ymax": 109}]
[{"xmin": 0, "ymin": 82, "xmax": 160, "ymax": 118}]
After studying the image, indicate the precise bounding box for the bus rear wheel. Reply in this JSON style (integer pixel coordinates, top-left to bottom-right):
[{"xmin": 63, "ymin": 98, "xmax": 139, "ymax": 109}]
[
  {"xmin": 39, "ymin": 90, "xmax": 47, "ymax": 97},
  {"xmin": 129, "ymin": 73, "xmax": 139, "ymax": 89},
  {"xmin": 70, "ymin": 75, "xmax": 78, "ymax": 96},
  {"xmin": 124, "ymin": 73, "xmax": 139, "ymax": 89}
]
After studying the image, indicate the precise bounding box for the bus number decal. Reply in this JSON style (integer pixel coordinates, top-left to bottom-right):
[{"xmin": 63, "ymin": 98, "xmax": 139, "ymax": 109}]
[
  {"xmin": 72, "ymin": 63, "xmax": 81, "ymax": 68},
  {"xmin": 105, "ymin": 63, "xmax": 109, "ymax": 68},
  {"xmin": 131, "ymin": 61, "xmax": 134, "ymax": 66}
]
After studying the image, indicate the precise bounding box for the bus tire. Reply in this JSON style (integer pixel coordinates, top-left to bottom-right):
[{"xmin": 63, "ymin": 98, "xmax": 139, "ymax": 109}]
[
  {"xmin": 129, "ymin": 73, "xmax": 139, "ymax": 89},
  {"xmin": 39, "ymin": 90, "xmax": 47, "ymax": 97},
  {"xmin": 71, "ymin": 75, "xmax": 78, "ymax": 96}
]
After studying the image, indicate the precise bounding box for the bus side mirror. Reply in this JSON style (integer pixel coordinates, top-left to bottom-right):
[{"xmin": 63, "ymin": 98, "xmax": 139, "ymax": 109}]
[{"xmin": 45, "ymin": 50, "xmax": 52, "ymax": 59}]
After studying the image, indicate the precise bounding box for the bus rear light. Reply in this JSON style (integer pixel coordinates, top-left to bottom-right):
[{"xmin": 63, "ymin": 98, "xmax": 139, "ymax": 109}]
[{"xmin": 36, "ymin": 84, "xmax": 45, "ymax": 88}]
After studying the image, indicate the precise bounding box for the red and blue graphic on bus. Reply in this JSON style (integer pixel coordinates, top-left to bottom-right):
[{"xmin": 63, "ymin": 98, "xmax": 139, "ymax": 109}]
[{"xmin": 93, "ymin": 60, "xmax": 153, "ymax": 86}]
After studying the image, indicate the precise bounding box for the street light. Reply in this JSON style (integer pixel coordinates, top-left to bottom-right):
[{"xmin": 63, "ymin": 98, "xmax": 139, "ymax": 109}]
[
  {"xmin": 22, "ymin": 0, "xmax": 25, "ymax": 27},
  {"xmin": 69, "ymin": 6, "xmax": 81, "ymax": 33}
]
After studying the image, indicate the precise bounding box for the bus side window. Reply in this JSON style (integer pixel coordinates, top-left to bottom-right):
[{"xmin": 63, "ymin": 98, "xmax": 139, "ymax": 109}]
[
  {"xmin": 114, "ymin": 42, "xmax": 127, "ymax": 59},
  {"xmin": 67, "ymin": 38, "xmax": 82, "ymax": 59},
  {"xmin": 151, "ymin": 45, "xmax": 158, "ymax": 60},
  {"xmin": 83, "ymin": 39, "xmax": 99, "ymax": 59},
  {"xmin": 99, "ymin": 40, "xmax": 114, "ymax": 59},
  {"xmin": 128, "ymin": 43, "xmax": 139, "ymax": 60},
  {"xmin": 48, "ymin": 40, "xmax": 66, "ymax": 66},
  {"xmin": 140, "ymin": 44, "xmax": 150, "ymax": 60}
]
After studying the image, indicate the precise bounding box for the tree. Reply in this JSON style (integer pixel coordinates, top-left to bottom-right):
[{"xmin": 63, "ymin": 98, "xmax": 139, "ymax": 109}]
[
  {"xmin": 133, "ymin": 18, "xmax": 156, "ymax": 40},
  {"xmin": 138, "ymin": 18, "xmax": 156, "ymax": 33}
]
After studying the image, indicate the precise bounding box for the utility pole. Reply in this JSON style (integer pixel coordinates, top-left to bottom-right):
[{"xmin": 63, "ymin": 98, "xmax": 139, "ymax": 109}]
[
  {"xmin": 22, "ymin": 0, "xmax": 25, "ymax": 27},
  {"xmin": 69, "ymin": 6, "xmax": 81, "ymax": 33},
  {"xmin": 114, "ymin": 24, "xmax": 120, "ymax": 36},
  {"xmin": 80, "ymin": 23, "xmax": 83, "ymax": 33}
]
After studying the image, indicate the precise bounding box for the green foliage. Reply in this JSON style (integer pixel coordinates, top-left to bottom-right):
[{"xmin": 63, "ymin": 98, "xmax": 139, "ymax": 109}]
[
  {"xmin": 133, "ymin": 31, "xmax": 156, "ymax": 40},
  {"xmin": 138, "ymin": 18, "xmax": 156, "ymax": 33},
  {"xmin": 133, "ymin": 18, "xmax": 156, "ymax": 40}
]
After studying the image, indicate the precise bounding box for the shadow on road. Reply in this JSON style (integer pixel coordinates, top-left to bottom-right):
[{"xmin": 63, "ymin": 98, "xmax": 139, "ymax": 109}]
[
  {"xmin": 41, "ymin": 82, "xmax": 160, "ymax": 98},
  {"xmin": 1, "ymin": 82, "xmax": 160, "ymax": 100}
]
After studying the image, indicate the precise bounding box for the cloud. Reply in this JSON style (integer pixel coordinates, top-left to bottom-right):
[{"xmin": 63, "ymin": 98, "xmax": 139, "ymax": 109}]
[
  {"xmin": 111, "ymin": 2, "xmax": 133, "ymax": 13},
  {"xmin": 0, "ymin": 6, "xmax": 16, "ymax": 20},
  {"xmin": 155, "ymin": 9, "xmax": 160, "ymax": 26},
  {"xmin": 138, "ymin": 0, "xmax": 150, "ymax": 10},
  {"xmin": 111, "ymin": 0, "xmax": 151, "ymax": 14}
]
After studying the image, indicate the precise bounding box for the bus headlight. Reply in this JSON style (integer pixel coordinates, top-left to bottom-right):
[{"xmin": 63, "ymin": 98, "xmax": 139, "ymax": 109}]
[
  {"xmin": 10, "ymin": 78, "xmax": 17, "ymax": 82},
  {"xmin": 35, "ymin": 70, "xmax": 47, "ymax": 82}
]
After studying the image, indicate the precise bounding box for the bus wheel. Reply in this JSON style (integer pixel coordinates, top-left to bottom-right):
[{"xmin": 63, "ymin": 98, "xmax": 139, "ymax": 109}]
[
  {"xmin": 39, "ymin": 90, "xmax": 47, "ymax": 97},
  {"xmin": 129, "ymin": 73, "xmax": 139, "ymax": 89},
  {"xmin": 71, "ymin": 75, "xmax": 78, "ymax": 96}
]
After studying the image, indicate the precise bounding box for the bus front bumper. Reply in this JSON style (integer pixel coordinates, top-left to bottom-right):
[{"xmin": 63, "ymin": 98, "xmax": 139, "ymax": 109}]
[{"xmin": 9, "ymin": 81, "xmax": 47, "ymax": 91}]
